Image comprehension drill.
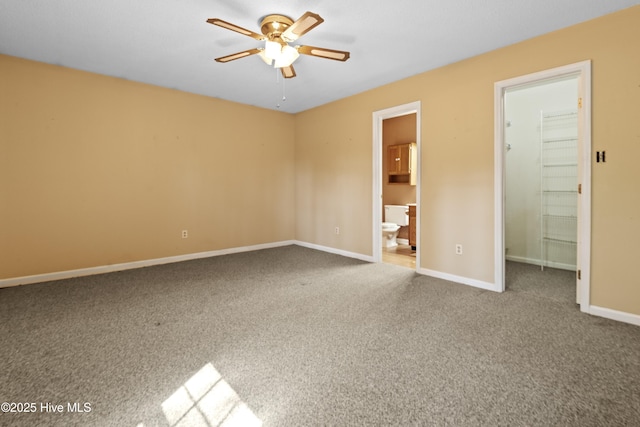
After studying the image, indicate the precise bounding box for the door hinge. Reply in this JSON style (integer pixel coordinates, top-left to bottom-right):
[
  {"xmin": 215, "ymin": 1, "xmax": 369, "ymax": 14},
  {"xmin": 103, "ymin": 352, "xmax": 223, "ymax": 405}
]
[
  {"xmin": 578, "ymin": 270, "xmax": 581, "ymax": 280},
  {"xmin": 578, "ymin": 183, "xmax": 582, "ymax": 194},
  {"xmin": 578, "ymin": 97, "xmax": 583, "ymax": 109}
]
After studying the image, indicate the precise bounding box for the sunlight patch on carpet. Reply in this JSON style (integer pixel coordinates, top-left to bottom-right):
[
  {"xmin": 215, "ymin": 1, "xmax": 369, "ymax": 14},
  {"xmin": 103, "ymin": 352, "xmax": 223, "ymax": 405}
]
[{"xmin": 161, "ymin": 362, "xmax": 261, "ymax": 427}]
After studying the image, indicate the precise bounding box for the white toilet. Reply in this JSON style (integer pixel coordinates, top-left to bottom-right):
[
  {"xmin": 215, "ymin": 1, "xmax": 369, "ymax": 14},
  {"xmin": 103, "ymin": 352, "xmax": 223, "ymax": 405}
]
[{"xmin": 382, "ymin": 205, "xmax": 409, "ymax": 248}]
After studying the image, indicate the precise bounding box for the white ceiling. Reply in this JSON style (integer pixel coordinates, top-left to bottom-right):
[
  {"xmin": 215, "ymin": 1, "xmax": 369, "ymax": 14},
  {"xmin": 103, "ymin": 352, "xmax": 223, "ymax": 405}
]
[{"xmin": 1, "ymin": 1, "xmax": 638, "ymax": 113}]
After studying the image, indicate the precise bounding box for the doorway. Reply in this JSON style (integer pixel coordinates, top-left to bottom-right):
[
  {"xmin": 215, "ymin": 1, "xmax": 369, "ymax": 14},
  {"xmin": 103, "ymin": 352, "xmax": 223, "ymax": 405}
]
[
  {"xmin": 494, "ymin": 61, "xmax": 591, "ymax": 311},
  {"xmin": 382, "ymin": 114, "xmax": 417, "ymax": 268},
  {"xmin": 372, "ymin": 101, "xmax": 421, "ymax": 269},
  {"xmin": 505, "ymin": 76, "xmax": 578, "ymax": 270}
]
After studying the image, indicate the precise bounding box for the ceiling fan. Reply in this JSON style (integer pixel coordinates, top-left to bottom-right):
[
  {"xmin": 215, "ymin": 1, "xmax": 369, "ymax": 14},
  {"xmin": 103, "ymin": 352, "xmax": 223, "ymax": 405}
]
[{"xmin": 207, "ymin": 11, "xmax": 350, "ymax": 79}]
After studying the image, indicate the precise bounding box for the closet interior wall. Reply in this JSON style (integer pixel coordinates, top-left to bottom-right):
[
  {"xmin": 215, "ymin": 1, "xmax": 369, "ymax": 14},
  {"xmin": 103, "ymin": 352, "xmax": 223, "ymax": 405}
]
[{"xmin": 505, "ymin": 77, "xmax": 578, "ymax": 270}]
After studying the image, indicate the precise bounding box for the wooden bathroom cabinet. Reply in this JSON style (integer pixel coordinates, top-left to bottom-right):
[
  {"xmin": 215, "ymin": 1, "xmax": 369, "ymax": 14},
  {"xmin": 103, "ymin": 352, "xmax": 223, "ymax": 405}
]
[
  {"xmin": 408, "ymin": 204, "xmax": 416, "ymax": 250},
  {"xmin": 387, "ymin": 142, "xmax": 417, "ymax": 185}
]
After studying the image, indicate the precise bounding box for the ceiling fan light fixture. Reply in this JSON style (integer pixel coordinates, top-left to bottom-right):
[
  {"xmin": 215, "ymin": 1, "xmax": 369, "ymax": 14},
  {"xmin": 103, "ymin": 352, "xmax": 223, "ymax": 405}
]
[
  {"xmin": 274, "ymin": 44, "xmax": 300, "ymax": 68},
  {"xmin": 264, "ymin": 40, "xmax": 282, "ymax": 61}
]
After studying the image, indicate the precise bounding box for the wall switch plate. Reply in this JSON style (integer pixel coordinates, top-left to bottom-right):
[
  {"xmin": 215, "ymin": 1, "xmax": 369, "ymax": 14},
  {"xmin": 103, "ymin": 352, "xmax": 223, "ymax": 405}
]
[{"xmin": 335, "ymin": 227, "xmax": 340, "ymax": 235}]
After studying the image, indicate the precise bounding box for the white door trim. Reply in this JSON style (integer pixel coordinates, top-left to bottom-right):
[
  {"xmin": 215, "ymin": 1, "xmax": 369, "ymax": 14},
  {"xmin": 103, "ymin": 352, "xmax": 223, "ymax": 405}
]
[
  {"xmin": 494, "ymin": 60, "xmax": 592, "ymax": 312},
  {"xmin": 372, "ymin": 101, "xmax": 421, "ymax": 266}
]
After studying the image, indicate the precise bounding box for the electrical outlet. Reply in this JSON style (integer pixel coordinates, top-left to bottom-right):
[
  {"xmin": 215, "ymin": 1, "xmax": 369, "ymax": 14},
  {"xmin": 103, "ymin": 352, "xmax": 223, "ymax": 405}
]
[
  {"xmin": 182, "ymin": 230, "xmax": 188, "ymax": 239},
  {"xmin": 455, "ymin": 244, "xmax": 463, "ymax": 255},
  {"xmin": 335, "ymin": 227, "xmax": 340, "ymax": 235}
]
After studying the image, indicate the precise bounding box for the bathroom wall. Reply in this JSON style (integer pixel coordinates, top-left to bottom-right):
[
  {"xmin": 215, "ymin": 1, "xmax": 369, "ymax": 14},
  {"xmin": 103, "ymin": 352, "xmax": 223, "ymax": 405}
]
[
  {"xmin": 0, "ymin": 55, "xmax": 296, "ymax": 280},
  {"xmin": 295, "ymin": 6, "xmax": 640, "ymax": 317},
  {"xmin": 383, "ymin": 113, "xmax": 417, "ymax": 240},
  {"xmin": 505, "ymin": 78, "xmax": 578, "ymax": 266}
]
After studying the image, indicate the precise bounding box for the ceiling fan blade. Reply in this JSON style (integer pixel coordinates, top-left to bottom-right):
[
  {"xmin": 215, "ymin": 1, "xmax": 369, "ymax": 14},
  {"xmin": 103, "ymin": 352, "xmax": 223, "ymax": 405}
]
[
  {"xmin": 280, "ymin": 65, "xmax": 296, "ymax": 79},
  {"xmin": 297, "ymin": 45, "xmax": 350, "ymax": 61},
  {"xmin": 207, "ymin": 18, "xmax": 265, "ymax": 41},
  {"xmin": 215, "ymin": 48, "xmax": 261, "ymax": 63},
  {"xmin": 281, "ymin": 11, "xmax": 324, "ymax": 42}
]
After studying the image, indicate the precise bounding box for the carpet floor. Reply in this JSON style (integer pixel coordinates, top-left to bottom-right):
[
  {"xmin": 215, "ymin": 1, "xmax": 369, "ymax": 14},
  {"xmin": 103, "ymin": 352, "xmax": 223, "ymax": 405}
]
[{"xmin": 1, "ymin": 245, "xmax": 639, "ymax": 426}]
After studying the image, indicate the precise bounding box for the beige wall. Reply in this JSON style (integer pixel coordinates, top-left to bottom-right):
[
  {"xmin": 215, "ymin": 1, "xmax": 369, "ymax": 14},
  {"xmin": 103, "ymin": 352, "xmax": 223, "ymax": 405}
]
[
  {"xmin": 294, "ymin": 101, "xmax": 373, "ymax": 255},
  {"xmin": 0, "ymin": 55, "xmax": 296, "ymax": 279},
  {"xmin": 295, "ymin": 6, "xmax": 640, "ymax": 315},
  {"xmin": 2, "ymin": 6, "xmax": 639, "ymax": 317}
]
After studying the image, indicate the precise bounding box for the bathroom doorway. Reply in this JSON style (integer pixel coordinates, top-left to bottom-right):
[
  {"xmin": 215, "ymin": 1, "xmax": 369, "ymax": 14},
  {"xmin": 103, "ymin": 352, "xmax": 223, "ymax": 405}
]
[
  {"xmin": 494, "ymin": 61, "xmax": 591, "ymax": 310},
  {"xmin": 372, "ymin": 101, "xmax": 421, "ymax": 269}
]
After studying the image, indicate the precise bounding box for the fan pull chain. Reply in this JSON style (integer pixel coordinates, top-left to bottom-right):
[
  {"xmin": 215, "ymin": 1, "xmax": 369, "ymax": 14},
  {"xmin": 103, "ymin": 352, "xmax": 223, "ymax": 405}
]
[
  {"xmin": 282, "ymin": 75, "xmax": 287, "ymax": 102},
  {"xmin": 276, "ymin": 69, "xmax": 287, "ymax": 109},
  {"xmin": 276, "ymin": 68, "xmax": 281, "ymax": 108}
]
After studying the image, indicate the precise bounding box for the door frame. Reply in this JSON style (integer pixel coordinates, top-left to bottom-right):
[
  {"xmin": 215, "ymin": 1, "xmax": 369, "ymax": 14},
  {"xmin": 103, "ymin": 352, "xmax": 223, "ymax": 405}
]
[
  {"xmin": 494, "ymin": 60, "xmax": 591, "ymax": 312},
  {"xmin": 372, "ymin": 101, "xmax": 422, "ymax": 267}
]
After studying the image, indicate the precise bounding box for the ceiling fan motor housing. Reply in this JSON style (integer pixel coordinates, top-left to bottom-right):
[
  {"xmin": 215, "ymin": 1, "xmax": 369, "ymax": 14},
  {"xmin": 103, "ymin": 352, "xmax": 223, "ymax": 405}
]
[{"xmin": 260, "ymin": 15, "xmax": 293, "ymax": 43}]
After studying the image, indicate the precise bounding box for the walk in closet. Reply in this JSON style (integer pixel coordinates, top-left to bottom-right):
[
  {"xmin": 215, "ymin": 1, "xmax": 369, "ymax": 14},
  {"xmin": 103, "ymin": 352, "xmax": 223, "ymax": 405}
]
[{"xmin": 505, "ymin": 77, "xmax": 578, "ymax": 272}]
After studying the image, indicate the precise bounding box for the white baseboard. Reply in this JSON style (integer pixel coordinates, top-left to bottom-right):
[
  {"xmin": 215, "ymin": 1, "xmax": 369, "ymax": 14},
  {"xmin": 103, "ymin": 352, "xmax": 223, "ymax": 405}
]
[
  {"xmin": 418, "ymin": 267, "xmax": 499, "ymax": 292},
  {"xmin": 506, "ymin": 255, "xmax": 539, "ymax": 265},
  {"xmin": 0, "ymin": 240, "xmax": 297, "ymax": 288},
  {"xmin": 588, "ymin": 305, "xmax": 640, "ymax": 327},
  {"xmin": 506, "ymin": 255, "xmax": 575, "ymax": 271},
  {"xmin": 293, "ymin": 241, "xmax": 374, "ymax": 263}
]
